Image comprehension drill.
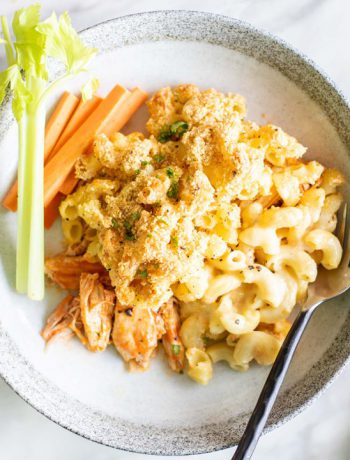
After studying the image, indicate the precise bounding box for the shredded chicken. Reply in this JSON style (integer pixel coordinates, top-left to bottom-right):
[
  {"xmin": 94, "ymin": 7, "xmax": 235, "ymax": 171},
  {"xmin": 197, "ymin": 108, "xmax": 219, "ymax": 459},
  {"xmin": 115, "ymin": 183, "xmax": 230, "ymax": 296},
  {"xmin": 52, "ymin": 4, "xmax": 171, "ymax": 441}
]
[
  {"xmin": 45, "ymin": 255, "xmax": 108, "ymax": 289},
  {"xmin": 112, "ymin": 306, "xmax": 165, "ymax": 370},
  {"xmin": 79, "ymin": 273, "xmax": 115, "ymax": 352},
  {"xmin": 41, "ymin": 294, "xmax": 81, "ymax": 343},
  {"xmin": 42, "ymin": 273, "xmax": 115, "ymax": 352},
  {"xmin": 160, "ymin": 299, "xmax": 185, "ymax": 372}
]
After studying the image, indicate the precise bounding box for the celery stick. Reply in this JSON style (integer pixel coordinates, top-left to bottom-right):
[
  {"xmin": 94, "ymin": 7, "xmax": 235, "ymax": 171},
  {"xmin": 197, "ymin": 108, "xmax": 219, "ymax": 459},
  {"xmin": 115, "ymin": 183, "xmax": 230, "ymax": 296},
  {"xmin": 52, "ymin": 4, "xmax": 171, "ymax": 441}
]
[
  {"xmin": 15, "ymin": 117, "xmax": 29, "ymax": 293},
  {"xmin": 26, "ymin": 105, "xmax": 45, "ymax": 300},
  {"xmin": 0, "ymin": 5, "xmax": 96, "ymax": 300}
]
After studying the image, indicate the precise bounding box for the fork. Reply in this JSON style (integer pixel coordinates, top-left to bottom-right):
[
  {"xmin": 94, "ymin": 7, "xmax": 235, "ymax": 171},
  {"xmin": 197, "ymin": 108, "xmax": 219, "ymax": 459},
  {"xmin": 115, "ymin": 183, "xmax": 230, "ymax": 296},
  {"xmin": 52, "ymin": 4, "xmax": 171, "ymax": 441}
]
[{"xmin": 232, "ymin": 203, "xmax": 350, "ymax": 460}]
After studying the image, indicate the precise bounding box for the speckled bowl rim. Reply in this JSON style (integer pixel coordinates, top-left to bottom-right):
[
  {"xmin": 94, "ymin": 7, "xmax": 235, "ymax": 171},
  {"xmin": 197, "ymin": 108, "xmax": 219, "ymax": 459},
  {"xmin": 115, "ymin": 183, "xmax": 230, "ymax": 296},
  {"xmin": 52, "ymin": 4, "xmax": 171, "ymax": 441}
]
[{"xmin": 0, "ymin": 10, "xmax": 350, "ymax": 456}]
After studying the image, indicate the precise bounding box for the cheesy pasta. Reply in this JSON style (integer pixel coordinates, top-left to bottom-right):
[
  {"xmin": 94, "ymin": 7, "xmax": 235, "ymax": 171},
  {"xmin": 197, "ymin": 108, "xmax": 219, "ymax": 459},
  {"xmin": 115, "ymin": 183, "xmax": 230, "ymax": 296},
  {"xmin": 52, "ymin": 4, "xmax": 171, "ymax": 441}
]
[{"xmin": 44, "ymin": 84, "xmax": 344, "ymax": 384}]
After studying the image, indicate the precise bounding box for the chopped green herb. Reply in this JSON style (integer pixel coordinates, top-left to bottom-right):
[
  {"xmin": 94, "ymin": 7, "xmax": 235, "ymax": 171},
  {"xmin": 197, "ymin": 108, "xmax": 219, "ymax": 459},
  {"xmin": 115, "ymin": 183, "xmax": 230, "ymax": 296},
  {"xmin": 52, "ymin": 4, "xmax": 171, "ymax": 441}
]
[
  {"xmin": 158, "ymin": 126, "xmax": 172, "ymax": 144},
  {"xmin": 171, "ymin": 120, "xmax": 189, "ymax": 136},
  {"xmin": 158, "ymin": 120, "xmax": 189, "ymax": 143},
  {"xmin": 137, "ymin": 269, "xmax": 148, "ymax": 279},
  {"xmin": 147, "ymin": 233, "xmax": 152, "ymax": 238},
  {"xmin": 141, "ymin": 160, "xmax": 149, "ymax": 167},
  {"xmin": 153, "ymin": 153, "xmax": 165, "ymax": 163},
  {"xmin": 123, "ymin": 219, "xmax": 136, "ymax": 241},
  {"xmin": 167, "ymin": 181, "xmax": 179, "ymax": 200},
  {"xmin": 171, "ymin": 344, "xmax": 181, "ymax": 355},
  {"xmin": 203, "ymin": 336, "xmax": 210, "ymax": 346},
  {"xmin": 122, "ymin": 212, "xmax": 140, "ymax": 240},
  {"xmin": 134, "ymin": 169, "xmax": 141, "ymax": 176},
  {"xmin": 123, "ymin": 216, "xmax": 140, "ymax": 241},
  {"xmin": 131, "ymin": 211, "xmax": 141, "ymax": 222},
  {"xmin": 124, "ymin": 231, "xmax": 136, "ymax": 241},
  {"xmin": 111, "ymin": 218, "xmax": 119, "ymax": 229},
  {"xmin": 124, "ymin": 221, "xmax": 132, "ymax": 231},
  {"xmin": 166, "ymin": 167, "xmax": 175, "ymax": 178},
  {"xmin": 170, "ymin": 235, "xmax": 179, "ymax": 247}
]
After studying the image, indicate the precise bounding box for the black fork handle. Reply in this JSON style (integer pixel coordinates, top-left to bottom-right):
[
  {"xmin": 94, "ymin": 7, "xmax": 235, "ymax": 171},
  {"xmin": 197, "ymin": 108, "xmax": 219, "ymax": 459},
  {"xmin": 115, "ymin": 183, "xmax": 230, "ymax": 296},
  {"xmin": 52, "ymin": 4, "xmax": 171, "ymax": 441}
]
[{"xmin": 231, "ymin": 308, "xmax": 315, "ymax": 460}]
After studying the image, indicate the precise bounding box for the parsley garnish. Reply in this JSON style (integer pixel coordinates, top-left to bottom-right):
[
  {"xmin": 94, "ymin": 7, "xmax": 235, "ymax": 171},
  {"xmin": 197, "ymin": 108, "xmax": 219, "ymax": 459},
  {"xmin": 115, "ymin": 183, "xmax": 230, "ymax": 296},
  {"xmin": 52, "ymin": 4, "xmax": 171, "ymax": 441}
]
[
  {"xmin": 203, "ymin": 336, "xmax": 210, "ymax": 346},
  {"xmin": 111, "ymin": 218, "xmax": 119, "ymax": 229},
  {"xmin": 153, "ymin": 153, "xmax": 165, "ymax": 163},
  {"xmin": 158, "ymin": 121, "xmax": 189, "ymax": 143},
  {"xmin": 135, "ymin": 169, "xmax": 141, "ymax": 176},
  {"xmin": 171, "ymin": 344, "xmax": 181, "ymax": 355},
  {"xmin": 131, "ymin": 211, "xmax": 141, "ymax": 222},
  {"xmin": 141, "ymin": 160, "xmax": 149, "ymax": 167},
  {"xmin": 123, "ymin": 211, "xmax": 141, "ymax": 241},
  {"xmin": 167, "ymin": 181, "xmax": 179, "ymax": 200},
  {"xmin": 123, "ymin": 221, "xmax": 135, "ymax": 241},
  {"xmin": 171, "ymin": 235, "xmax": 178, "ymax": 247},
  {"xmin": 166, "ymin": 167, "xmax": 175, "ymax": 178},
  {"xmin": 137, "ymin": 269, "xmax": 148, "ymax": 279}
]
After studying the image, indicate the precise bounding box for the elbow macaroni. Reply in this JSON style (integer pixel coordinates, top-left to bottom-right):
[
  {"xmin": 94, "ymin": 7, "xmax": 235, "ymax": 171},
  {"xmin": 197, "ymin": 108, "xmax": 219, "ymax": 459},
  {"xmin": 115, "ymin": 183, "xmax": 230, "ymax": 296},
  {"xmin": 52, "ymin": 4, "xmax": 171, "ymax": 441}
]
[
  {"xmin": 62, "ymin": 218, "xmax": 83, "ymax": 244},
  {"xmin": 233, "ymin": 331, "xmax": 281, "ymax": 367},
  {"xmin": 181, "ymin": 166, "xmax": 342, "ymax": 383},
  {"xmin": 56, "ymin": 84, "xmax": 344, "ymax": 384},
  {"xmin": 186, "ymin": 348, "xmax": 213, "ymax": 385},
  {"xmin": 304, "ymin": 229, "xmax": 342, "ymax": 269}
]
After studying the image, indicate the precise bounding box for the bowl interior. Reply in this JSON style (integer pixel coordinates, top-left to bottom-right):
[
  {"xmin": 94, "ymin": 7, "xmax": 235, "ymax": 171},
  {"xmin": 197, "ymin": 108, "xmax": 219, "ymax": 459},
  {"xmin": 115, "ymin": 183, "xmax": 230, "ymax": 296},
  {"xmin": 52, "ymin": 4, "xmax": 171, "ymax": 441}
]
[{"xmin": 0, "ymin": 11, "xmax": 349, "ymax": 456}]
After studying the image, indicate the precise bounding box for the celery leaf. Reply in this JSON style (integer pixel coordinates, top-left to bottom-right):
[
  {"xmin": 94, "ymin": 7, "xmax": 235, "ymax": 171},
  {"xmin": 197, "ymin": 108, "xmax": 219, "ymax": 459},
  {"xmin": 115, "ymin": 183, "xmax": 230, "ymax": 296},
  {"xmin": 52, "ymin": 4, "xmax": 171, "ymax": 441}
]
[
  {"xmin": 12, "ymin": 4, "xmax": 47, "ymax": 80},
  {"xmin": 81, "ymin": 77, "xmax": 99, "ymax": 102},
  {"xmin": 36, "ymin": 12, "xmax": 97, "ymax": 74}
]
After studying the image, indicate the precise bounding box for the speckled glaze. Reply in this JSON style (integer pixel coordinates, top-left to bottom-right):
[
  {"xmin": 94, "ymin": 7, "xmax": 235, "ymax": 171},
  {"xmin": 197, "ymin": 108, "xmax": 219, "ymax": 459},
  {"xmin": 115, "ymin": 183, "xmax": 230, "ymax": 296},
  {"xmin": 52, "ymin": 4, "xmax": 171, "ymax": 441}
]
[{"xmin": 0, "ymin": 11, "xmax": 350, "ymax": 456}]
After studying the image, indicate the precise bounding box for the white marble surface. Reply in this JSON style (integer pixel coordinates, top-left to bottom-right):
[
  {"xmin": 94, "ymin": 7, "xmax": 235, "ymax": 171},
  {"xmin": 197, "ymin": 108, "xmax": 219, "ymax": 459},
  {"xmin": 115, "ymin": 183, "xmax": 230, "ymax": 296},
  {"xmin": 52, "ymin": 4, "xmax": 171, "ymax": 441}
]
[{"xmin": 0, "ymin": 0, "xmax": 350, "ymax": 459}]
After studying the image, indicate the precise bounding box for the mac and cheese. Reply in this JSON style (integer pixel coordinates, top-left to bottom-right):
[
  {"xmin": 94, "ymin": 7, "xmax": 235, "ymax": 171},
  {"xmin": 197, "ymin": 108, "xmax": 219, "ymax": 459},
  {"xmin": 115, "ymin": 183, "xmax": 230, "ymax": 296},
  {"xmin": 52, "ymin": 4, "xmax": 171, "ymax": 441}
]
[{"xmin": 44, "ymin": 84, "xmax": 344, "ymax": 384}]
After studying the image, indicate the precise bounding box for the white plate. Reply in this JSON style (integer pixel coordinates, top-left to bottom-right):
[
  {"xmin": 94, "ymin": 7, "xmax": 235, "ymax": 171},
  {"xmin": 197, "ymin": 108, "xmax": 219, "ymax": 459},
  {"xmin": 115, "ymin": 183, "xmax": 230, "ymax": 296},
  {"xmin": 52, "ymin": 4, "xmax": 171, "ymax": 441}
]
[{"xmin": 0, "ymin": 11, "xmax": 349, "ymax": 455}]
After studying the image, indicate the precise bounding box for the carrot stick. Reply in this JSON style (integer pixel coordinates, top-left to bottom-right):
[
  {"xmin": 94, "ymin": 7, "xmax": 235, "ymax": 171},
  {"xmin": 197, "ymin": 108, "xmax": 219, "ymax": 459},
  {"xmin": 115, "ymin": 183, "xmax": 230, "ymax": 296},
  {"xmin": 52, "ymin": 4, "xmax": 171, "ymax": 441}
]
[
  {"xmin": 100, "ymin": 87, "xmax": 148, "ymax": 136},
  {"xmin": 43, "ymin": 84, "xmax": 130, "ymax": 206},
  {"xmin": 59, "ymin": 169, "xmax": 78, "ymax": 195},
  {"xmin": 2, "ymin": 178, "xmax": 19, "ymax": 212},
  {"xmin": 2, "ymin": 92, "xmax": 79, "ymax": 212},
  {"xmin": 59, "ymin": 88, "xmax": 147, "ymax": 196},
  {"xmin": 44, "ymin": 192, "xmax": 64, "ymax": 229},
  {"xmin": 45, "ymin": 92, "xmax": 80, "ymax": 157},
  {"xmin": 47, "ymin": 95, "xmax": 102, "ymax": 162}
]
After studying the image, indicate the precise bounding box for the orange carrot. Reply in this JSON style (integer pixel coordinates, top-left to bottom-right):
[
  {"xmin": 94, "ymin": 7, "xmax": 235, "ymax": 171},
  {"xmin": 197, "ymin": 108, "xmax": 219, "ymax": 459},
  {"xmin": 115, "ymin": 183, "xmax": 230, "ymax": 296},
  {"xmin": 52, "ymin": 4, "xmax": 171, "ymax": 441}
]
[
  {"xmin": 43, "ymin": 84, "xmax": 130, "ymax": 206},
  {"xmin": 49, "ymin": 97, "xmax": 102, "ymax": 200},
  {"xmin": 59, "ymin": 169, "xmax": 78, "ymax": 196},
  {"xmin": 47, "ymin": 95, "xmax": 102, "ymax": 162},
  {"xmin": 2, "ymin": 92, "xmax": 79, "ymax": 212},
  {"xmin": 44, "ymin": 192, "xmax": 64, "ymax": 229},
  {"xmin": 100, "ymin": 87, "xmax": 148, "ymax": 136},
  {"xmin": 59, "ymin": 88, "xmax": 147, "ymax": 196},
  {"xmin": 45, "ymin": 92, "xmax": 80, "ymax": 157},
  {"xmin": 2, "ymin": 179, "xmax": 19, "ymax": 212}
]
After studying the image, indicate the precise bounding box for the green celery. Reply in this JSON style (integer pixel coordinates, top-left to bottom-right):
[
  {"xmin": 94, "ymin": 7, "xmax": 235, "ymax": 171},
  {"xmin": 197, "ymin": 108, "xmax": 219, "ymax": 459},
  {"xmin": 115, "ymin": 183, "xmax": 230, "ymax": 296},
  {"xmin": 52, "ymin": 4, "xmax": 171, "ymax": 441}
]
[
  {"xmin": 16, "ymin": 117, "xmax": 29, "ymax": 293},
  {"xmin": 26, "ymin": 101, "xmax": 46, "ymax": 299},
  {"xmin": 0, "ymin": 16, "xmax": 15, "ymax": 65},
  {"xmin": 0, "ymin": 5, "xmax": 97, "ymax": 300}
]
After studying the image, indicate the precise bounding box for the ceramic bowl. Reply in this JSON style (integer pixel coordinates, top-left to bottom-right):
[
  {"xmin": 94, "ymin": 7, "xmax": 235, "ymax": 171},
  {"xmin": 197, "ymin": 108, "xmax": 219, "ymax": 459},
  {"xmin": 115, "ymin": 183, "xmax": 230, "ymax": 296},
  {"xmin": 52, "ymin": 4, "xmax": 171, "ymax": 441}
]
[{"xmin": 0, "ymin": 10, "xmax": 349, "ymax": 456}]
